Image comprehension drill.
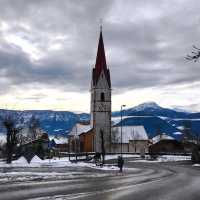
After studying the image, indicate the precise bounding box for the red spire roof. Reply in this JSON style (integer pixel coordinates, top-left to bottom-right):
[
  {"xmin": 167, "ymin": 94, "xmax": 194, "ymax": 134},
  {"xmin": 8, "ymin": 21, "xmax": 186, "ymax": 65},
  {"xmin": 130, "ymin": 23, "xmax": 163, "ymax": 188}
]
[
  {"xmin": 95, "ymin": 30, "xmax": 107, "ymax": 72},
  {"xmin": 92, "ymin": 29, "xmax": 111, "ymax": 88}
]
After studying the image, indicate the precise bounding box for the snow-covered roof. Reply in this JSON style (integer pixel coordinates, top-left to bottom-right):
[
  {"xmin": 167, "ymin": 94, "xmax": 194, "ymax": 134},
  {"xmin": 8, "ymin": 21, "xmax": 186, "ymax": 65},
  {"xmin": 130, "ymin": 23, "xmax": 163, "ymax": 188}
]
[
  {"xmin": 49, "ymin": 135, "xmax": 68, "ymax": 144},
  {"xmin": 68, "ymin": 123, "xmax": 92, "ymax": 136},
  {"xmin": 173, "ymin": 132, "xmax": 183, "ymax": 135},
  {"xmin": 177, "ymin": 126, "xmax": 184, "ymax": 130},
  {"xmin": 112, "ymin": 126, "xmax": 148, "ymax": 143},
  {"xmin": 152, "ymin": 133, "xmax": 175, "ymax": 144},
  {"xmin": 53, "ymin": 137, "xmax": 68, "ymax": 144}
]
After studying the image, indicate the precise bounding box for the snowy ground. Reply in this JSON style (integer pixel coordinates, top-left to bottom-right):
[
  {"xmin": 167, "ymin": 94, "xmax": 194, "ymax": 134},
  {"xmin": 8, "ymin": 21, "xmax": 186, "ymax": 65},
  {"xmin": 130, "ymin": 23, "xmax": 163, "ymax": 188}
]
[
  {"xmin": 0, "ymin": 154, "xmax": 141, "ymax": 185},
  {"xmin": 0, "ymin": 154, "xmax": 192, "ymax": 169},
  {"xmin": 129, "ymin": 155, "xmax": 191, "ymax": 163},
  {"xmin": 0, "ymin": 154, "xmax": 139, "ymax": 169},
  {"xmin": 0, "ymin": 154, "xmax": 198, "ymax": 190},
  {"xmin": 0, "ymin": 155, "xmax": 122, "ymax": 171}
]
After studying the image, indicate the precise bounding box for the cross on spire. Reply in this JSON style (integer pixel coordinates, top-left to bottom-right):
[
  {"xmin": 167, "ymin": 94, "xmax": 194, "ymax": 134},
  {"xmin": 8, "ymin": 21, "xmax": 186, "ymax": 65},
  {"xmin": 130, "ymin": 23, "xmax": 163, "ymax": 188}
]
[{"xmin": 100, "ymin": 18, "xmax": 103, "ymax": 32}]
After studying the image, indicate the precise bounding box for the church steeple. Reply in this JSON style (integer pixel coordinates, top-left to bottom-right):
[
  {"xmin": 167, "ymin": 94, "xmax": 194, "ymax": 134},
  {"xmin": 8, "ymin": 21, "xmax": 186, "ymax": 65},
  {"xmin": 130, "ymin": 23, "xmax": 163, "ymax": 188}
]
[
  {"xmin": 90, "ymin": 26, "xmax": 112, "ymax": 153},
  {"xmin": 92, "ymin": 28, "xmax": 111, "ymax": 87},
  {"xmin": 95, "ymin": 28, "xmax": 107, "ymax": 72}
]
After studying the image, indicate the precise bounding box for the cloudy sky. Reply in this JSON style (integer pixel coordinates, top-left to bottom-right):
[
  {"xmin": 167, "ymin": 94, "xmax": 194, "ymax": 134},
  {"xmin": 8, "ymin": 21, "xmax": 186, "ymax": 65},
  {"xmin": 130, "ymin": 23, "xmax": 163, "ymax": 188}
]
[{"xmin": 0, "ymin": 0, "xmax": 200, "ymax": 112}]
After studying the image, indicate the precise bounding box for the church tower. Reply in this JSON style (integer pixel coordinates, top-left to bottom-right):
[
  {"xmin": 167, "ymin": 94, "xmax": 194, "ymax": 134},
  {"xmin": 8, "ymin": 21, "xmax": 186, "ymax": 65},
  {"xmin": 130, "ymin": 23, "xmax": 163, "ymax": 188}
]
[{"xmin": 90, "ymin": 27, "xmax": 111, "ymax": 153}]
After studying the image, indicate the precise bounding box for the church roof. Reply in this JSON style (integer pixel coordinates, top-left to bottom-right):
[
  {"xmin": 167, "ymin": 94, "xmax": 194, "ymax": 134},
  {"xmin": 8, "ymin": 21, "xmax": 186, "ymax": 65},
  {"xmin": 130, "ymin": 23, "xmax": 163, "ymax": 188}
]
[
  {"xmin": 92, "ymin": 29, "xmax": 111, "ymax": 87},
  {"xmin": 68, "ymin": 123, "xmax": 92, "ymax": 136},
  {"xmin": 151, "ymin": 133, "xmax": 175, "ymax": 144}
]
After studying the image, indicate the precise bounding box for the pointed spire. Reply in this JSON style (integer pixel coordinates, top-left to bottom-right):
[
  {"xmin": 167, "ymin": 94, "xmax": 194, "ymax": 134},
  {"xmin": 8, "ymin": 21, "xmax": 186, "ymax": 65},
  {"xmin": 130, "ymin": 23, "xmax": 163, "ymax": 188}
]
[
  {"xmin": 92, "ymin": 26, "xmax": 111, "ymax": 88},
  {"xmin": 95, "ymin": 27, "xmax": 107, "ymax": 72}
]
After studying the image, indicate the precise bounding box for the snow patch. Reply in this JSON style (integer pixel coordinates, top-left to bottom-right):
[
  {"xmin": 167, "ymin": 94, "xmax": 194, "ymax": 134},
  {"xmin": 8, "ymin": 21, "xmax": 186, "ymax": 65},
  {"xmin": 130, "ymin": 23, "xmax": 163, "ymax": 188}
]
[
  {"xmin": 173, "ymin": 132, "xmax": 183, "ymax": 135},
  {"xmin": 12, "ymin": 156, "xmax": 28, "ymax": 164},
  {"xmin": 193, "ymin": 164, "xmax": 200, "ymax": 167},
  {"xmin": 31, "ymin": 155, "xmax": 43, "ymax": 163}
]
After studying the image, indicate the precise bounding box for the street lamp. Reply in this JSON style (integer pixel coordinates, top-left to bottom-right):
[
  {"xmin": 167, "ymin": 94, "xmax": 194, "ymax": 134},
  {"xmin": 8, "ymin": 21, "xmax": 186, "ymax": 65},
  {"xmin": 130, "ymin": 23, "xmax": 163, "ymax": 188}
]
[{"xmin": 121, "ymin": 105, "xmax": 126, "ymax": 156}]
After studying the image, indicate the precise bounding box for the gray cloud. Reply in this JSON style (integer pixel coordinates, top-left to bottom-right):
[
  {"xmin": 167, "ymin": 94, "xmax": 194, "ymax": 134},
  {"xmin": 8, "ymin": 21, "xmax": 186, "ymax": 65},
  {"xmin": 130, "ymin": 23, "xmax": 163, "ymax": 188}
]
[{"xmin": 0, "ymin": 0, "xmax": 200, "ymax": 96}]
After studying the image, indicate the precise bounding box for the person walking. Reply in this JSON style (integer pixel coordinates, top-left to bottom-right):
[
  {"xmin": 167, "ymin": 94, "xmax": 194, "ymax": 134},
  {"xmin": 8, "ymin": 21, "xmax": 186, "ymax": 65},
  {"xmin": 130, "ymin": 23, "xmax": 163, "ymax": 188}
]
[{"xmin": 117, "ymin": 156, "xmax": 124, "ymax": 173}]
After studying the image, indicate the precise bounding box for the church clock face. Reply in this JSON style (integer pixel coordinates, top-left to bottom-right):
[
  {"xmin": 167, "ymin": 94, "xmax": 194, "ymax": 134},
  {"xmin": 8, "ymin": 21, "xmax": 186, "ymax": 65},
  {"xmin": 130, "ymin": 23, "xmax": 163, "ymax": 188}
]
[{"xmin": 98, "ymin": 103, "xmax": 106, "ymax": 111}]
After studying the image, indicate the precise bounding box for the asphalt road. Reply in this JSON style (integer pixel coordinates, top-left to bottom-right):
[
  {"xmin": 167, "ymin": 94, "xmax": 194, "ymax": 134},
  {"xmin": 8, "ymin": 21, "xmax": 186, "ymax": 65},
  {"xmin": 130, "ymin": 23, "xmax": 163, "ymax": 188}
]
[{"xmin": 0, "ymin": 159, "xmax": 200, "ymax": 200}]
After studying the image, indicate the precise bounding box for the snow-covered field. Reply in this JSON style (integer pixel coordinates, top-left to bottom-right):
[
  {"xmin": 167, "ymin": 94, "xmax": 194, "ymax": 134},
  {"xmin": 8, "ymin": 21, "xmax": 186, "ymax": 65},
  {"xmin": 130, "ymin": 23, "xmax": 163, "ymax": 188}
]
[
  {"xmin": 0, "ymin": 155, "xmax": 139, "ymax": 184},
  {"xmin": 0, "ymin": 154, "xmax": 196, "ymax": 186}
]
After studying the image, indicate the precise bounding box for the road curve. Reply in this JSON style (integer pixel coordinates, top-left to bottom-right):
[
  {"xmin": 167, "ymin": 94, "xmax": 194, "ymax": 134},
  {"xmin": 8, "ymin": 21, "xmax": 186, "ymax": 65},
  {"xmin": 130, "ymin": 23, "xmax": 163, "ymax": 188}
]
[{"xmin": 0, "ymin": 160, "xmax": 199, "ymax": 200}]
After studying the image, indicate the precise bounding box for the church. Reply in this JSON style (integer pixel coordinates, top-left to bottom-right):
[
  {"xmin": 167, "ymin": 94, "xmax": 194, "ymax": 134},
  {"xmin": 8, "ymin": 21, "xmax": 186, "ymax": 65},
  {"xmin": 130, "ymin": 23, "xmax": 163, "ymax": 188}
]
[
  {"xmin": 68, "ymin": 27, "xmax": 149, "ymax": 154},
  {"xmin": 68, "ymin": 27, "xmax": 111, "ymax": 153}
]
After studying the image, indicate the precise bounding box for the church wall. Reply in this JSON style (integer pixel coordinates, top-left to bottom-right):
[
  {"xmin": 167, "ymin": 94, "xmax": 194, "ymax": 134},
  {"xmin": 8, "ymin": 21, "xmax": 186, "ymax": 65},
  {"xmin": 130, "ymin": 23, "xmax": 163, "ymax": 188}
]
[{"xmin": 80, "ymin": 130, "xmax": 94, "ymax": 152}]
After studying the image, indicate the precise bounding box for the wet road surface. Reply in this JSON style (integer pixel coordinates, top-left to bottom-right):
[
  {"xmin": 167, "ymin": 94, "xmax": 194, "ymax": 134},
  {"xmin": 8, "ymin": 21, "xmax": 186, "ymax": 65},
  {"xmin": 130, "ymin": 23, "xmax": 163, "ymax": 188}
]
[{"xmin": 0, "ymin": 159, "xmax": 199, "ymax": 200}]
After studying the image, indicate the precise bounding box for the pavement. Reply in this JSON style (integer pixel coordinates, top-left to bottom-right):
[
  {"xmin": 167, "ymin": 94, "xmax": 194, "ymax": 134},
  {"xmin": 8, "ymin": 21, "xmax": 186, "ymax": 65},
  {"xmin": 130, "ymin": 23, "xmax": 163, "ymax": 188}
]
[{"xmin": 0, "ymin": 158, "xmax": 200, "ymax": 200}]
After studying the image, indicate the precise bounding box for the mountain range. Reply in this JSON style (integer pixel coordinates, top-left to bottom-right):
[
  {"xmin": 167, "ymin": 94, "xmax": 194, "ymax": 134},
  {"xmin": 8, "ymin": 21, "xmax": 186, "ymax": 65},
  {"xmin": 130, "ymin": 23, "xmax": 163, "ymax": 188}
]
[{"xmin": 0, "ymin": 102, "xmax": 200, "ymax": 140}]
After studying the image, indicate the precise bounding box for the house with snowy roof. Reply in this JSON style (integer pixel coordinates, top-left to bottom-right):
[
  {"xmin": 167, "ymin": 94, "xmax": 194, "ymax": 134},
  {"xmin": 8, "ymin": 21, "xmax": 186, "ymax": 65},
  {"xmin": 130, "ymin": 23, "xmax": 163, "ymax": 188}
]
[
  {"xmin": 68, "ymin": 121, "xmax": 93, "ymax": 152},
  {"xmin": 68, "ymin": 122, "xmax": 149, "ymax": 154},
  {"xmin": 50, "ymin": 136, "xmax": 68, "ymax": 152},
  {"xmin": 111, "ymin": 125, "xmax": 149, "ymax": 154}
]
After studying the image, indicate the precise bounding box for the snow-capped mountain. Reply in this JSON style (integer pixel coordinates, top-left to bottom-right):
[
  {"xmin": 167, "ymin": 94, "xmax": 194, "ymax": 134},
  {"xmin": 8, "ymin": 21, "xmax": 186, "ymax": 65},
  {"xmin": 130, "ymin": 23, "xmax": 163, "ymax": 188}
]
[
  {"xmin": 112, "ymin": 102, "xmax": 191, "ymax": 118},
  {"xmin": 0, "ymin": 109, "xmax": 90, "ymax": 136},
  {"xmin": 129, "ymin": 102, "xmax": 162, "ymax": 111},
  {"xmin": 0, "ymin": 102, "xmax": 200, "ymax": 140}
]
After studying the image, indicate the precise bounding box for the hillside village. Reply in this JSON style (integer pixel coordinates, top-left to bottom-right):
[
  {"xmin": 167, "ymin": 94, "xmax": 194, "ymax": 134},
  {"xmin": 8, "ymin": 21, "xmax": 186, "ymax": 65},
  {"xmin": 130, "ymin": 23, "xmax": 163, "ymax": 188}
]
[
  {"xmin": 1, "ymin": 1, "xmax": 200, "ymax": 199},
  {"xmin": 0, "ymin": 29, "xmax": 200, "ymax": 164}
]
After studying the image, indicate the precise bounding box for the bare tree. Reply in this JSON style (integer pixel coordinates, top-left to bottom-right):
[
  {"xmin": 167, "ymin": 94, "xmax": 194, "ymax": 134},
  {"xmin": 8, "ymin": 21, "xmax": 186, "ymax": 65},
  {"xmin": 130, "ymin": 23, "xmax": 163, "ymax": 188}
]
[
  {"xmin": 185, "ymin": 45, "xmax": 200, "ymax": 62},
  {"xmin": 100, "ymin": 130, "xmax": 106, "ymax": 165},
  {"xmin": 3, "ymin": 116, "xmax": 20, "ymax": 163},
  {"xmin": 29, "ymin": 115, "xmax": 40, "ymax": 140}
]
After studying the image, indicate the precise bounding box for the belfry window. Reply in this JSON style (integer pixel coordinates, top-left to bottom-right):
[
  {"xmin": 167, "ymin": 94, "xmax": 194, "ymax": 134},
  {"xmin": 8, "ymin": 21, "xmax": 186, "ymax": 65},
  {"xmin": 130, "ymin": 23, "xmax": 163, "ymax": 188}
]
[{"xmin": 101, "ymin": 92, "xmax": 105, "ymax": 101}]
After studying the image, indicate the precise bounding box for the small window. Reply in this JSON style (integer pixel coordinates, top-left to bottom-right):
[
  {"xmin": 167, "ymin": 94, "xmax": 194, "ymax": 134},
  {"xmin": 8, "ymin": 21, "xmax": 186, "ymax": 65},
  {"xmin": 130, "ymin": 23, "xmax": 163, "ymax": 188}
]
[{"xmin": 101, "ymin": 92, "xmax": 105, "ymax": 101}]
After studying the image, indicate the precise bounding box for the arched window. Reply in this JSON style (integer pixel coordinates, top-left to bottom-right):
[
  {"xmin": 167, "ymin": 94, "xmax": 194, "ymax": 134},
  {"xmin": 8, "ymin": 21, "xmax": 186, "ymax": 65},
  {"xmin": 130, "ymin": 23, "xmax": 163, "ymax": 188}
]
[{"xmin": 101, "ymin": 92, "xmax": 105, "ymax": 101}]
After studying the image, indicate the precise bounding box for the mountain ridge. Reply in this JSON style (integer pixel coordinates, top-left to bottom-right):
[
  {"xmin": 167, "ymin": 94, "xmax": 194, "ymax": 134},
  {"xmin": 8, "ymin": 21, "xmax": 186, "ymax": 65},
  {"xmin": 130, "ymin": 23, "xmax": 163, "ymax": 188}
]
[{"xmin": 0, "ymin": 102, "xmax": 199, "ymax": 138}]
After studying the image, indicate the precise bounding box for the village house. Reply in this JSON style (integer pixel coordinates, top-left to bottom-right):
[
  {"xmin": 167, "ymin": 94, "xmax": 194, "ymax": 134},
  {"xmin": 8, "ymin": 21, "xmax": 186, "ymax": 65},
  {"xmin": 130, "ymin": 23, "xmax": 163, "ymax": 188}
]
[
  {"xmin": 68, "ymin": 121, "xmax": 92, "ymax": 153},
  {"xmin": 149, "ymin": 133, "xmax": 198, "ymax": 155},
  {"xmin": 68, "ymin": 123, "xmax": 149, "ymax": 154},
  {"xmin": 111, "ymin": 125, "xmax": 149, "ymax": 154},
  {"xmin": 50, "ymin": 136, "xmax": 68, "ymax": 152},
  {"xmin": 149, "ymin": 136, "xmax": 183, "ymax": 155}
]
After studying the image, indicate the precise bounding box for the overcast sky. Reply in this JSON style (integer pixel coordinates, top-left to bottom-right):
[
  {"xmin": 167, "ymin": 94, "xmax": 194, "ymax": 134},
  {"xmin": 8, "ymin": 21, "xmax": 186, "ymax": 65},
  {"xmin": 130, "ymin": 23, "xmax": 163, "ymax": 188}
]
[{"xmin": 0, "ymin": 0, "xmax": 200, "ymax": 112}]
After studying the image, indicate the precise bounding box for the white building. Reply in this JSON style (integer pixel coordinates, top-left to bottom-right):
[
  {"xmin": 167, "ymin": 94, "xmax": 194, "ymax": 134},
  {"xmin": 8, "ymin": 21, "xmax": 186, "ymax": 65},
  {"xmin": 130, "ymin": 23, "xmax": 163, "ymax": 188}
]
[{"xmin": 111, "ymin": 125, "xmax": 149, "ymax": 153}]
